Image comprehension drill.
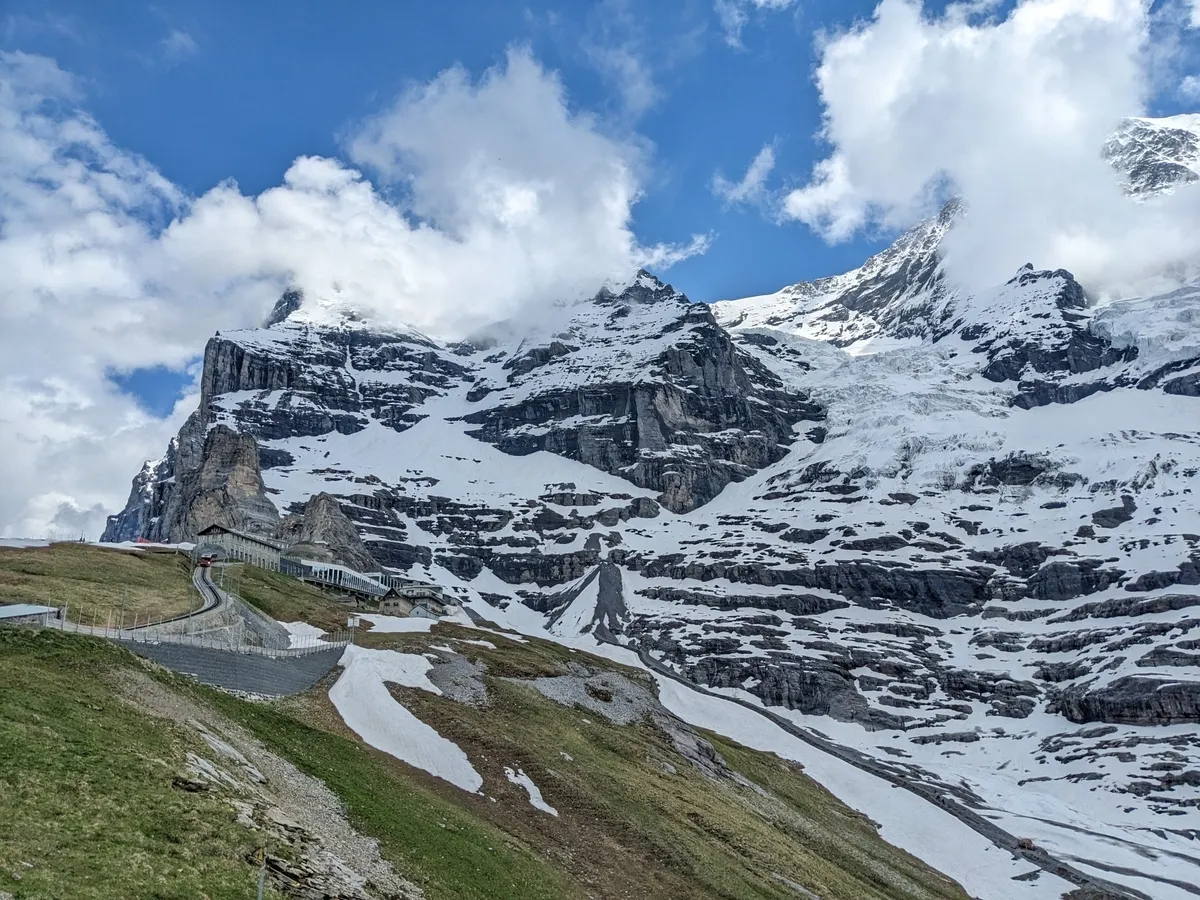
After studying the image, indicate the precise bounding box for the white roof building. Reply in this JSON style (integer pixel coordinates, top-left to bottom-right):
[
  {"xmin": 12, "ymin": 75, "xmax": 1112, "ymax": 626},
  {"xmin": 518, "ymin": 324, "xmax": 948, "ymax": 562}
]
[{"xmin": 0, "ymin": 603, "xmax": 58, "ymax": 621}]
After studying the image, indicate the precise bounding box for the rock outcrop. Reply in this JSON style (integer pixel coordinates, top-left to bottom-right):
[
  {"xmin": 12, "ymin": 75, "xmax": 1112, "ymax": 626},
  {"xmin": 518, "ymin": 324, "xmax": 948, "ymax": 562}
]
[
  {"xmin": 275, "ymin": 492, "xmax": 377, "ymax": 571},
  {"xmin": 169, "ymin": 425, "xmax": 280, "ymax": 541},
  {"xmin": 1054, "ymin": 677, "xmax": 1200, "ymax": 725}
]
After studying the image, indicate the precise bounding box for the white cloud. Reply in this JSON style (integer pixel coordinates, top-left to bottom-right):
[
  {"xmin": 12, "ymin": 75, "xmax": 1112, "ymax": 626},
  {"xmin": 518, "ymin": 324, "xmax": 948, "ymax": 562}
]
[
  {"xmin": 715, "ymin": 0, "xmax": 797, "ymax": 48},
  {"xmin": 0, "ymin": 47, "xmax": 704, "ymax": 538},
  {"xmin": 1182, "ymin": 74, "xmax": 1200, "ymax": 100},
  {"xmin": 783, "ymin": 0, "xmax": 1200, "ymax": 296},
  {"xmin": 1190, "ymin": 0, "xmax": 1200, "ymax": 28},
  {"xmin": 712, "ymin": 144, "xmax": 776, "ymax": 205},
  {"xmin": 2, "ymin": 12, "xmax": 83, "ymax": 44},
  {"xmin": 160, "ymin": 28, "xmax": 199, "ymax": 62},
  {"xmin": 582, "ymin": 0, "xmax": 662, "ymax": 117},
  {"xmin": 715, "ymin": 0, "xmax": 750, "ymax": 47},
  {"xmin": 590, "ymin": 44, "xmax": 661, "ymax": 117}
]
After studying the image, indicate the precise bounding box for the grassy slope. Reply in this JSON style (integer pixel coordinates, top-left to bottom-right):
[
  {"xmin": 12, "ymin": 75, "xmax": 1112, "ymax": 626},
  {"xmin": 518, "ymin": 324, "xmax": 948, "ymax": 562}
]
[
  {"xmin": 347, "ymin": 625, "xmax": 969, "ymax": 900},
  {"xmin": 205, "ymin": 693, "xmax": 579, "ymax": 900},
  {"xmin": 0, "ymin": 544, "xmax": 198, "ymax": 624},
  {"xmin": 0, "ymin": 564, "xmax": 973, "ymax": 900},
  {"xmin": 0, "ymin": 629, "xmax": 283, "ymax": 900},
  {"xmin": 225, "ymin": 564, "xmax": 352, "ymax": 632}
]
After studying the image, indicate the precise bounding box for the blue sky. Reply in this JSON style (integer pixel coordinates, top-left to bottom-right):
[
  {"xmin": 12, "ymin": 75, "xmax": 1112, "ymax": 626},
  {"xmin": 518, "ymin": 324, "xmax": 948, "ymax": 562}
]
[
  {"xmin": 4, "ymin": 0, "xmax": 912, "ymax": 300},
  {"xmin": 6, "ymin": 0, "xmax": 1196, "ymax": 416},
  {"xmin": 2, "ymin": 0, "xmax": 1198, "ymax": 537}
]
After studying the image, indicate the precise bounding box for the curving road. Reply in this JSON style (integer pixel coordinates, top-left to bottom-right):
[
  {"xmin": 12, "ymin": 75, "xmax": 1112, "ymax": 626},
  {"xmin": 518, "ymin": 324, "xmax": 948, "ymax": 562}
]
[{"xmin": 114, "ymin": 565, "xmax": 224, "ymax": 631}]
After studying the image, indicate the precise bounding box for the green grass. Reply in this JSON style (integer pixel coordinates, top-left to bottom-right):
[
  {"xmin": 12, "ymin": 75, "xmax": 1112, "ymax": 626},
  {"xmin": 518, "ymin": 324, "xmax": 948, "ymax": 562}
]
[
  {"xmin": 0, "ymin": 611, "xmax": 972, "ymax": 900},
  {"xmin": 236, "ymin": 624, "xmax": 970, "ymax": 900},
  {"xmin": 0, "ymin": 544, "xmax": 198, "ymax": 625},
  {"xmin": 205, "ymin": 690, "xmax": 580, "ymax": 900},
  {"xmin": 0, "ymin": 629, "xmax": 282, "ymax": 900},
  {"xmin": 223, "ymin": 564, "xmax": 352, "ymax": 632},
  {"xmin": 384, "ymin": 658, "xmax": 968, "ymax": 900}
]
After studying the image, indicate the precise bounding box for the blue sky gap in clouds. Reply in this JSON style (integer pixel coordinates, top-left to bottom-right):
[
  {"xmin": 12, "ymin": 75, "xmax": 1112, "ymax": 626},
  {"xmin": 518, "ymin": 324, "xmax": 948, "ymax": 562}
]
[{"xmin": 106, "ymin": 365, "xmax": 197, "ymax": 418}]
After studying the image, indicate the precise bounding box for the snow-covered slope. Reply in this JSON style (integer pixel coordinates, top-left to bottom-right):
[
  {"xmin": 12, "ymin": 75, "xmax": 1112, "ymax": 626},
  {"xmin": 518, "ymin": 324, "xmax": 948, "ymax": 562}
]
[
  {"xmin": 1104, "ymin": 114, "xmax": 1200, "ymax": 195},
  {"xmin": 714, "ymin": 199, "xmax": 959, "ymax": 349},
  {"xmin": 102, "ymin": 117, "xmax": 1200, "ymax": 899},
  {"xmin": 713, "ymin": 112, "xmax": 1200, "ymax": 353}
]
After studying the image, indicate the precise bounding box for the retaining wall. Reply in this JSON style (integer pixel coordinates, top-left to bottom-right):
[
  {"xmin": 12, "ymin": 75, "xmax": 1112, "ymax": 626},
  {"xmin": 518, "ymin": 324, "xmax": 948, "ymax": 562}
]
[{"xmin": 117, "ymin": 641, "xmax": 343, "ymax": 696}]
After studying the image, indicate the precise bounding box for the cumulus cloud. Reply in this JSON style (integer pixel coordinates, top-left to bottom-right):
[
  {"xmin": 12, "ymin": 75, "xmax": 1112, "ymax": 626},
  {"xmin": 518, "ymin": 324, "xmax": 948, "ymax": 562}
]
[
  {"xmin": 160, "ymin": 28, "xmax": 199, "ymax": 63},
  {"xmin": 712, "ymin": 144, "xmax": 776, "ymax": 205},
  {"xmin": 0, "ymin": 47, "xmax": 703, "ymax": 538},
  {"xmin": 1182, "ymin": 74, "xmax": 1200, "ymax": 100},
  {"xmin": 715, "ymin": 0, "xmax": 797, "ymax": 48},
  {"xmin": 783, "ymin": 0, "xmax": 1200, "ymax": 296},
  {"xmin": 0, "ymin": 51, "xmax": 256, "ymax": 540}
]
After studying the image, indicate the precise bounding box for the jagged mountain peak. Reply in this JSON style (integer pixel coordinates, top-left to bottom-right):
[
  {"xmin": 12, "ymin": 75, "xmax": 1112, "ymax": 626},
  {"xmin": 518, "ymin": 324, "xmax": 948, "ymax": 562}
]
[
  {"xmin": 263, "ymin": 287, "xmax": 304, "ymax": 327},
  {"xmin": 1105, "ymin": 113, "xmax": 1200, "ymax": 195},
  {"xmin": 718, "ymin": 115, "xmax": 1198, "ymax": 354},
  {"xmin": 593, "ymin": 268, "xmax": 683, "ymax": 306},
  {"xmin": 712, "ymin": 199, "xmax": 959, "ymax": 351}
]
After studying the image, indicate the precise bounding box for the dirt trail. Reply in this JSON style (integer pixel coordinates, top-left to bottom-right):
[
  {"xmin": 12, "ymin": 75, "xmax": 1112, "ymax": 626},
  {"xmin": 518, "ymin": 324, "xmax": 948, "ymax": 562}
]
[{"xmin": 112, "ymin": 668, "xmax": 420, "ymax": 900}]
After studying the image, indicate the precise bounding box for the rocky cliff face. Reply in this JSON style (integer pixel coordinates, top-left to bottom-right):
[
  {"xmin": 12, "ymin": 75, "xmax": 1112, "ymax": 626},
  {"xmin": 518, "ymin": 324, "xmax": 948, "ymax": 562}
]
[
  {"xmin": 102, "ymin": 116, "xmax": 1200, "ymax": 893},
  {"xmin": 461, "ymin": 272, "xmax": 823, "ymax": 512},
  {"xmin": 276, "ymin": 491, "xmax": 376, "ymax": 571},
  {"xmin": 169, "ymin": 424, "xmax": 281, "ymax": 541},
  {"xmin": 102, "ymin": 447, "xmax": 176, "ymax": 543},
  {"xmin": 1104, "ymin": 114, "xmax": 1200, "ymax": 195}
]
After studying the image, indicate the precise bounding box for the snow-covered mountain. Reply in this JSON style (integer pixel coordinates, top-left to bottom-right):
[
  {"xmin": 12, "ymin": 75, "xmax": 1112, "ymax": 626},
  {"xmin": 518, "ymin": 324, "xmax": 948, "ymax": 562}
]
[
  {"xmin": 1104, "ymin": 114, "xmax": 1200, "ymax": 195},
  {"xmin": 104, "ymin": 115, "xmax": 1200, "ymax": 899}
]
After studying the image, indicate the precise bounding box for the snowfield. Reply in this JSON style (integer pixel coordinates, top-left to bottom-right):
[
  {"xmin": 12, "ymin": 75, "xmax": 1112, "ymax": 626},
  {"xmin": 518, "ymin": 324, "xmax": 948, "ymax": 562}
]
[{"xmin": 331, "ymin": 645, "xmax": 482, "ymax": 793}]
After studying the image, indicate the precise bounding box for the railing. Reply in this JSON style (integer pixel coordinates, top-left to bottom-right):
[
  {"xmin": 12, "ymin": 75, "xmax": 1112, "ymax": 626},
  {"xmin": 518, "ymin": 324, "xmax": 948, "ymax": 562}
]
[
  {"xmin": 36, "ymin": 615, "xmax": 351, "ymax": 657},
  {"xmin": 282, "ymin": 557, "xmax": 390, "ymax": 598},
  {"xmin": 29, "ymin": 566, "xmax": 352, "ymax": 658}
]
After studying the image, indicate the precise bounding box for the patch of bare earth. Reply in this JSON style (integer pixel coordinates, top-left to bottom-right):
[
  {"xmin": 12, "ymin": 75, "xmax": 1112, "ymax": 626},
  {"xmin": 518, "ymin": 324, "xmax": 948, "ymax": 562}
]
[{"xmin": 111, "ymin": 668, "xmax": 421, "ymax": 900}]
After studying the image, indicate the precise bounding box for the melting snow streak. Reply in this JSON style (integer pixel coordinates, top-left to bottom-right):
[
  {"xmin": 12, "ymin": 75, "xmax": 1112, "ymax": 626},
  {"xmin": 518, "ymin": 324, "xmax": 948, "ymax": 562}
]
[
  {"xmin": 331, "ymin": 645, "xmax": 483, "ymax": 792},
  {"xmin": 504, "ymin": 767, "xmax": 558, "ymax": 816}
]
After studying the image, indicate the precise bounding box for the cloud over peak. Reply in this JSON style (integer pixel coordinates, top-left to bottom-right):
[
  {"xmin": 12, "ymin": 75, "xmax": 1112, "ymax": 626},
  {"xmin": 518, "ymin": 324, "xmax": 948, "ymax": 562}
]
[
  {"xmin": 0, "ymin": 47, "xmax": 704, "ymax": 538},
  {"xmin": 783, "ymin": 0, "xmax": 1200, "ymax": 296}
]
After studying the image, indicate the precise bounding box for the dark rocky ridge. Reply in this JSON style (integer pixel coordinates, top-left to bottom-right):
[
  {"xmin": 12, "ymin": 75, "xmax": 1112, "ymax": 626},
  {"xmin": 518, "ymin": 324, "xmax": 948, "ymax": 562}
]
[{"xmin": 462, "ymin": 275, "xmax": 825, "ymax": 513}]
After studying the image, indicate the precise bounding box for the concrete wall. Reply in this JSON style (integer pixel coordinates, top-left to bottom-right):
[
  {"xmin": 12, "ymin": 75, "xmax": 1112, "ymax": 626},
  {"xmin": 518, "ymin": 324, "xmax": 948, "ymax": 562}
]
[
  {"xmin": 137, "ymin": 602, "xmax": 244, "ymax": 648},
  {"xmin": 117, "ymin": 641, "xmax": 343, "ymax": 696}
]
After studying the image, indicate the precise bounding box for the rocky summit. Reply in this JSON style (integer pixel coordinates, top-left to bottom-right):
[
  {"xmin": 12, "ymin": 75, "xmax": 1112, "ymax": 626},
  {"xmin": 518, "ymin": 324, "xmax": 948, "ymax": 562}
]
[{"xmin": 105, "ymin": 113, "xmax": 1200, "ymax": 898}]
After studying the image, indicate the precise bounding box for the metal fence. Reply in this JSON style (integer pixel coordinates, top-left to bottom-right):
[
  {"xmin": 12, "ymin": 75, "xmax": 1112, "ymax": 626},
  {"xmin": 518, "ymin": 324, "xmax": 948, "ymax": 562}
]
[{"xmin": 36, "ymin": 615, "xmax": 351, "ymax": 658}]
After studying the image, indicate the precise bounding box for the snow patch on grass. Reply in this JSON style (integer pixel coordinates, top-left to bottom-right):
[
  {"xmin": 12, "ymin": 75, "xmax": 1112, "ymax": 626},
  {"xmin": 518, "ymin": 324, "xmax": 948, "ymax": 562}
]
[
  {"xmin": 331, "ymin": 646, "xmax": 482, "ymax": 793},
  {"xmin": 358, "ymin": 614, "xmax": 438, "ymax": 633},
  {"xmin": 281, "ymin": 621, "xmax": 327, "ymax": 648},
  {"xmin": 504, "ymin": 767, "xmax": 557, "ymax": 816}
]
